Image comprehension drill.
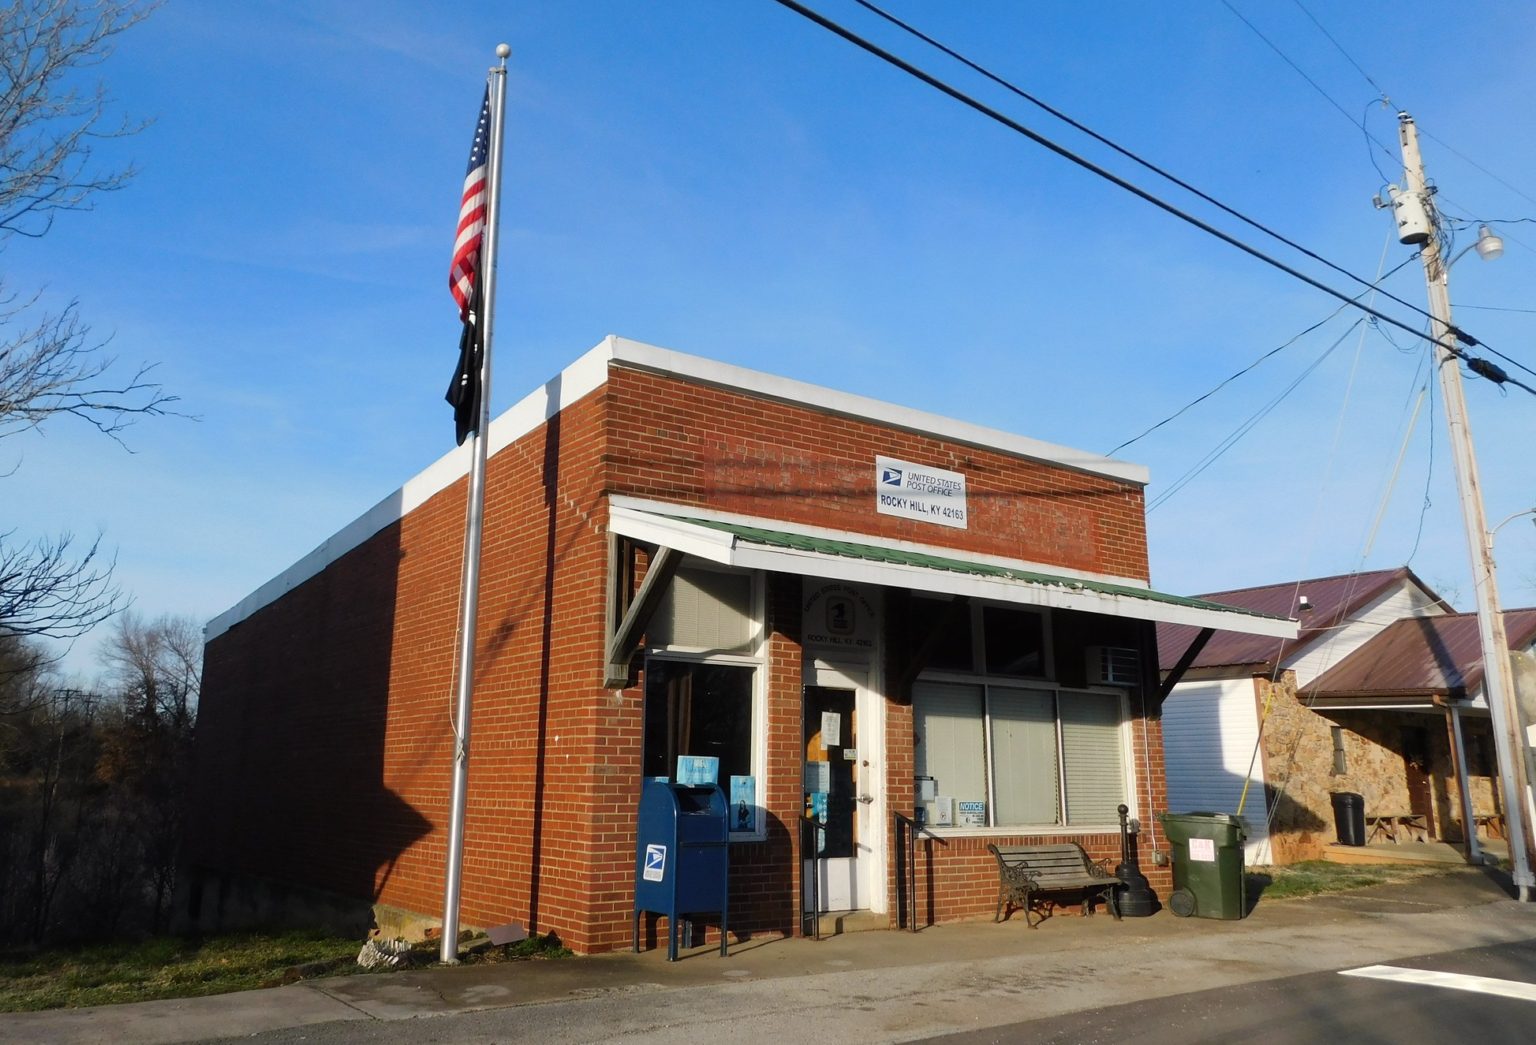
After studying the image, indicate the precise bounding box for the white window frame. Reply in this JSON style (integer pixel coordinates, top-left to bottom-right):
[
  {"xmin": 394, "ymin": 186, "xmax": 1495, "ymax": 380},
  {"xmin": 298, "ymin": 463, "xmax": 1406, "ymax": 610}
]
[
  {"xmin": 912, "ymin": 596, "xmax": 1135, "ymax": 836},
  {"xmin": 911, "ymin": 593, "xmax": 1055, "ymax": 680},
  {"xmin": 643, "ymin": 564, "xmax": 767, "ymax": 841}
]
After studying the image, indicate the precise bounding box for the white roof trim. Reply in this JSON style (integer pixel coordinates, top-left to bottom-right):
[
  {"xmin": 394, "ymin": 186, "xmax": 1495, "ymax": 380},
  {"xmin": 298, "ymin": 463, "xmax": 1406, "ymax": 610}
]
[
  {"xmin": 1307, "ymin": 700, "xmax": 1446, "ymax": 713},
  {"xmin": 207, "ymin": 336, "xmax": 1149, "ymax": 642},
  {"xmin": 609, "ymin": 506, "xmax": 1296, "ymax": 639}
]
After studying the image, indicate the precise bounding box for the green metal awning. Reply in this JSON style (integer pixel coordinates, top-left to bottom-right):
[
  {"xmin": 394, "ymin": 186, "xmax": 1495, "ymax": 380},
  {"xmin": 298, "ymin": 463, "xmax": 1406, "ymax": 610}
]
[{"xmin": 607, "ymin": 503, "xmax": 1296, "ymax": 639}]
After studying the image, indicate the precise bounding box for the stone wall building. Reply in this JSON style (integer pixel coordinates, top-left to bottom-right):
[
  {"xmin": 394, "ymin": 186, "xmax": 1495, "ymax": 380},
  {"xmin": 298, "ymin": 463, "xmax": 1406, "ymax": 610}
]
[{"xmin": 1160, "ymin": 570, "xmax": 1528, "ymax": 864}]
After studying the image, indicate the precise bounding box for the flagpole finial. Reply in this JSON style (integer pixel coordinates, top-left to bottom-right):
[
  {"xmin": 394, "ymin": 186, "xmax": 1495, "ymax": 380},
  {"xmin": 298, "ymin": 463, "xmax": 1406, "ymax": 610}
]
[{"xmin": 496, "ymin": 43, "xmax": 511, "ymax": 60}]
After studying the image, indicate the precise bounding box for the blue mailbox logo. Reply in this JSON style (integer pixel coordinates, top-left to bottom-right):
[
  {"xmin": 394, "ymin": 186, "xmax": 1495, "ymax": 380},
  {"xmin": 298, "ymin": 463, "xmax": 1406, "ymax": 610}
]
[{"xmin": 643, "ymin": 843, "xmax": 667, "ymax": 882}]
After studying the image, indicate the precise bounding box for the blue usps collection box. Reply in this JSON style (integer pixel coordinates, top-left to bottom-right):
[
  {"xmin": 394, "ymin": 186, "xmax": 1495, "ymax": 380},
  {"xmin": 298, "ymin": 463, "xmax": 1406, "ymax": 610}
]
[{"xmin": 633, "ymin": 778, "xmax": 729, "ymax": 960}]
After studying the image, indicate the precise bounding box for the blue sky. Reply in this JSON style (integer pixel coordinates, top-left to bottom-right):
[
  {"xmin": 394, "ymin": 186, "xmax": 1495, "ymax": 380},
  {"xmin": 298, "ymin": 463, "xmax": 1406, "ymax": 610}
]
[{"xmin": 11, "ymin": 0, "xmax": 1536, "ymax": 679}]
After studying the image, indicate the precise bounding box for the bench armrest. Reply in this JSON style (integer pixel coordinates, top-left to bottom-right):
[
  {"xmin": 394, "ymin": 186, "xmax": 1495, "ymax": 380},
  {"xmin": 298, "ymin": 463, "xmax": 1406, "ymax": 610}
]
[{"xmin": 1000, "ymin": 865, "xmax": 1041, "ymax": 888}]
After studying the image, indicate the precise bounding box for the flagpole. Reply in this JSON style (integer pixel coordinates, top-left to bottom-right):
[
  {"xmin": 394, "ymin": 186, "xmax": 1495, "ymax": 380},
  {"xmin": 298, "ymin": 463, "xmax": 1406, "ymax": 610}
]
[{"xmin": 440, "ymin": 42, "xmax": 511, "ymax": 966}]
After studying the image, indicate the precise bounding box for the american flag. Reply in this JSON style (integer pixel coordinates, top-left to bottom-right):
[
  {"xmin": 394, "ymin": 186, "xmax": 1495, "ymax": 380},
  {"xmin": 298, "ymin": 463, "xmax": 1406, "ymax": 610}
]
[
  {"xmin": 450, "ymin": 89, "xmax": 492, "ymax": 320},
  {"xmin": 446, "ymin": 88, "xmax": 493, "ymax": 445}
]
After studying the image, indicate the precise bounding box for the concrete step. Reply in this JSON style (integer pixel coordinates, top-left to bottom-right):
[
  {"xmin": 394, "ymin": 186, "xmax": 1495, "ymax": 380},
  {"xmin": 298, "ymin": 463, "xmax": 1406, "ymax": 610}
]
[
  {"xmin": 1320, "ymin": 841, "xmax": 1468, "ymax": 866},
  {"xmin": 810, "ymin": 909, "xmax": 888, "ymax": 935}
]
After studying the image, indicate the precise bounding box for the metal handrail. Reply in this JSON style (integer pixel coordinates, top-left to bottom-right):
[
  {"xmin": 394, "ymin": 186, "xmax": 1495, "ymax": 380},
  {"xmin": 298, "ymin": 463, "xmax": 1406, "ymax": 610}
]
[
  {"xmin": 801, "ymin": 816, "xmax": 826, "ymax": 940},
  {"xmin": 893, "ymin": 811, "xmax": 947, "ymax": 932}
]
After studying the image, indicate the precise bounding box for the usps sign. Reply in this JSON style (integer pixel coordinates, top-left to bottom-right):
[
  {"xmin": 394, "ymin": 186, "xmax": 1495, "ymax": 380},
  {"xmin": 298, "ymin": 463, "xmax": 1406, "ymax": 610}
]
[
  {"xmin": 643, "ymin": 844, "xmax": 667, "ymax": 882},
  {"xmin": 875, "ymin": 456, "xmax": 968, "ymax": 529}
]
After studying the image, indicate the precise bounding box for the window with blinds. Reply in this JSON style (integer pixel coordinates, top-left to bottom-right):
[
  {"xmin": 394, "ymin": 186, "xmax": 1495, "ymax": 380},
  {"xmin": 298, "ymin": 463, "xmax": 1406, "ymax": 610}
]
[
  {"xmin": 912, "ymin": 681, "xmax": 987, "ymax": 824},
  {"xmin": 911, "ymin": 679, "xmax": 1127, "ymax": 830},
  {"xmin": 648, "ymin": 566, "xmax": 754, "ymax": 651},
  {"xmin": 989, "ymin": 687, "xmax": 1059, "ymax": 826},
  {"xmin": 1060, "ymin": 692, "xmax": 1126, "ymax": 825}
]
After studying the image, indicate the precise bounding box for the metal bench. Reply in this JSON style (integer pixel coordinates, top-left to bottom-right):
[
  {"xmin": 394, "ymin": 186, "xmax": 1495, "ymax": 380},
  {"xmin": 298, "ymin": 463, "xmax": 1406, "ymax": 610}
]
[{"xmin": 987, "ymin": 842, "xmax": 1123, "ymax": 928}]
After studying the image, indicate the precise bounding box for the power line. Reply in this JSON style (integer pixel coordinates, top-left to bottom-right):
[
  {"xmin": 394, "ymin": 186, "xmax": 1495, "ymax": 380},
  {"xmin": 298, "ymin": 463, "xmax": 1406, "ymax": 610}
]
[
  {"xmin": 1220, "ymin": 0, "xmax": 1399, "ymax": 165},
  {"xmin": 1147, "ymin": 320, "xmax": 1363, "ymax": 512},
  {"xmin": 1109, "ymin": 254, "xmax": 1417, "ymax": 455},
  {"xmin": 1407, "ymin": 363, "xmax": 1436, "ymax": 566},
  {"xmin": 1282, "ymin": 1, "xmax": 1536, "ymax": 218},
  {"xmin": 1228, "ymin": 0, "xmax": 1536, "ymax": 384},
  {"xmin": 1459, "ymin": 303, "xmax": 1536, "ymax": 315},
  {"xmin": 1289, "ymin": 0, "xmax": 1390, "ymax": 101},
  {"xmin": 851, "ymin": 0, "xmax": 1444, "ymax": 347},
  {"xmin": 768, "ymin": 0, "xmax": 1536, "ymax": 399}
]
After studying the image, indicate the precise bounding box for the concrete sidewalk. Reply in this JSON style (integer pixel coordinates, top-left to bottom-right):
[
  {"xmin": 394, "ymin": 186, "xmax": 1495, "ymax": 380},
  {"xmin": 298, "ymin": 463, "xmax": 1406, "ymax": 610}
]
[{"xmin": 4, "ymin": 868, "xmax": 1536, "ymax": 1044}]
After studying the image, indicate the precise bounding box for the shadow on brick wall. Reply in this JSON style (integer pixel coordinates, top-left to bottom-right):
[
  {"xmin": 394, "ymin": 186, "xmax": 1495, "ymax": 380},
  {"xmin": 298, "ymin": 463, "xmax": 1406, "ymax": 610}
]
[{"xmin": 183, "ymin": 493, "xmax": 432, "ymax": 933}]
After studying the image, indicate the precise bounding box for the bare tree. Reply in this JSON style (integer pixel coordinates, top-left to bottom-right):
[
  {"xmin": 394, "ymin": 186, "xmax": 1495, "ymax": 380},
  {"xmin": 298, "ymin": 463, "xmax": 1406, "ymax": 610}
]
[
  {"xmin": 0, "ymin": 0, "xmax": 166, "ymax": 639},
  {"xmin": 96, "ymin": 611, "xmax": 198, "ymax": 930},
  {"xmin": 2, "ymin": 0, "xmax": 157, "ymax": 240},
  {"xmin": 1, "ymin": 290, "xmax": 174, "ymax": 441},
  {"xmin": 0, "ymin": 620, "xmax": 201, "ymax": 943},
  {"xmin": 0, "ymin": 529, "xmax": 121, "ymax": 638},
  {"xmin": 100, "ymin": 610, "xmax": 200, "ymax": 728}
]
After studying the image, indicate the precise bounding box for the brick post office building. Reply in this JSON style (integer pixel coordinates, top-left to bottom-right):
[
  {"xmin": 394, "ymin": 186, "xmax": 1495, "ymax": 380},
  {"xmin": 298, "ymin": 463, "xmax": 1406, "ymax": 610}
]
[{"xmin": 186, "ymin": 337, "xmax": 1291, "ymax": 951}]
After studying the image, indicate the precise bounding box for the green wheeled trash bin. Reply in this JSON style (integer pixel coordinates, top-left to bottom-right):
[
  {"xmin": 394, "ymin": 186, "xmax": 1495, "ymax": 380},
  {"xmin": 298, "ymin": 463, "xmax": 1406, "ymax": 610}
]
[{"xmin": 1159, "ymin": 812, "xmax": 1247, "ymax": 920}]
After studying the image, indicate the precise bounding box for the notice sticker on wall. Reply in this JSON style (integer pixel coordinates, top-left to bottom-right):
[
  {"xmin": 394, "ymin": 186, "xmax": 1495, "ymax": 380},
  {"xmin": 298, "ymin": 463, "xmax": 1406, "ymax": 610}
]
[{"xmin": 1189, "ymin": 837, "xmax": 1216, "ymax": 863}]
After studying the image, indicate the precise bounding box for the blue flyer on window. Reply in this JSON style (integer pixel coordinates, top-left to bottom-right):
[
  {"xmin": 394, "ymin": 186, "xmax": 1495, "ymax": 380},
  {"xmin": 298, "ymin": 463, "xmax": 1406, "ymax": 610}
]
[
  {"xmin": 729, "ymin": 775, "xmax": 755, "ymax": 831},
  {"xmin": 676, "ymin": 755, "xmax": 719, "ymax": 786}
]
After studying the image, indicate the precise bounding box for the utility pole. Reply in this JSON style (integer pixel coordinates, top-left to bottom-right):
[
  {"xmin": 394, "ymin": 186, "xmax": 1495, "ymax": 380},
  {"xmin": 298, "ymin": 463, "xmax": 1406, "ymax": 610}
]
[{"xmin": 1394, "ymin": 111, "xmax": 1536, "ymax": 899}]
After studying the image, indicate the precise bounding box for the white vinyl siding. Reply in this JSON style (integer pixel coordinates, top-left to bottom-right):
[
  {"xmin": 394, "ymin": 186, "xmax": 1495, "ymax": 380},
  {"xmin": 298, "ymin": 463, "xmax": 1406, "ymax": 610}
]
[
  {"xmin": 1060, "ymin": 692, "xmax": 1126, "ymax": 825},
  {"xmin": 1287, "ymin": 583, "xmax": 1446, "ymax": 687},
  {"xmin": 990, "ymin": 687, "xmax": 1059, "ymax": 825},
  {"xmin": 1162, "ymin": 677, "xmax": 1271, "ymax": 863}
]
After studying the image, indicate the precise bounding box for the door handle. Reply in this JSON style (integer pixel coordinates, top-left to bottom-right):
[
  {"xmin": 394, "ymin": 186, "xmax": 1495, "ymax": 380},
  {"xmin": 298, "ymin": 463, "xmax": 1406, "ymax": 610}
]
[{"xmin": 857, "ymin": 794, "xmax": 874, "ymax": 805}]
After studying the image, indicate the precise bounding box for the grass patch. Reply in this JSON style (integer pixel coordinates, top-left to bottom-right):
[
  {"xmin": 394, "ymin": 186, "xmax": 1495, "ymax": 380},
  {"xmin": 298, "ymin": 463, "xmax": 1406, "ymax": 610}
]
[
  {"xmin": 462, "ymin": 930, "xmax": 574, "ymax": 964},
  {"xmin": 0, "ymin": 930, "xmax": 363, "ymax": 1013},
  {"xmin": 1249, "ymin": 860, "xmax": 1454, "ymax": 901}
]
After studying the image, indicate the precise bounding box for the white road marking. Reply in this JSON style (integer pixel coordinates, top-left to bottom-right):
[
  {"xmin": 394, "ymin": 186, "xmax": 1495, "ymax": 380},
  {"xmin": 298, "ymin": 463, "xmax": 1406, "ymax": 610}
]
[{"xmin": 1340, "ymin": 964, "xmax": 1536, "ymax": 1002}]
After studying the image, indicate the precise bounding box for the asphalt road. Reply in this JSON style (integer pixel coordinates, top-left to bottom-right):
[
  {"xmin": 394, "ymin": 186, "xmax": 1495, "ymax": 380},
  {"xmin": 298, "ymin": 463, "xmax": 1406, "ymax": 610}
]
[
  {"xmin": 10, "ymin": 870, "xmax": 1534, "ymax": 1045},
  {"xmin": 927, "ymin": 939, "xmax": 1536, "ymax": 1044},
  {"xmin": 198, "ymin": 926, "xmax": 1536, "ymax": 1045}
]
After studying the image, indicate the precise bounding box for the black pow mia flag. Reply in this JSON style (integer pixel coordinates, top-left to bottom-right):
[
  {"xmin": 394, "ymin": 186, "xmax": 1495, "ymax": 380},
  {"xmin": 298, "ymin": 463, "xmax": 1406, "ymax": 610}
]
[{"xmin": 446, "ymin": 291, "xmax": 482, "ymax": 447}]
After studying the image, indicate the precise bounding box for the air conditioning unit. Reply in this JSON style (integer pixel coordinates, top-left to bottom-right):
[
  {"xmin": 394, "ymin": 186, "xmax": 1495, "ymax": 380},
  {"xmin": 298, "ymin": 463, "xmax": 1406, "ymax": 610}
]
[{"xmin": 1087, "ymin": 646, "xmax": 1140, "ymax": 687}]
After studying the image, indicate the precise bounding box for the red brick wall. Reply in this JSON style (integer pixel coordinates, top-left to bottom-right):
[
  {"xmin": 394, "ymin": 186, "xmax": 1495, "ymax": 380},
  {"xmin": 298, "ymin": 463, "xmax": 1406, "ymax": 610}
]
[
  {"xmin": 191, "ymin": 359, "xmax": 1160, "ymax": 953},
  {"xmin": 194, "ymin": 382, "xmax": 617, "ymax": 950},
  {"xmin": 604, "ymin": 366, "xmax": 1148, "ymax": 579}
]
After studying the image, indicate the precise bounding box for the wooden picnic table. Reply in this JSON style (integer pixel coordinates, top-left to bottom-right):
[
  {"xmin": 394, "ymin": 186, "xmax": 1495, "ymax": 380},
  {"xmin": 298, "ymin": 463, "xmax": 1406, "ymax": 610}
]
[
  {"xmin": 1472, "ymin": 812, "xmax": 1505, "ymax": 840},
  {"xmin": 1365, "ymin": 812, "xmax": 1428, "ymax": 844}
]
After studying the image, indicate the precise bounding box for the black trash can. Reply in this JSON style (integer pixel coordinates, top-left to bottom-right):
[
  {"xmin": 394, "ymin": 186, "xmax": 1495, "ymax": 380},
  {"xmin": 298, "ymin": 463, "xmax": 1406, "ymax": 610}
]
[{"xmin": 1330, "ymin": 791, "xmax": 1365, "ymax": 846}]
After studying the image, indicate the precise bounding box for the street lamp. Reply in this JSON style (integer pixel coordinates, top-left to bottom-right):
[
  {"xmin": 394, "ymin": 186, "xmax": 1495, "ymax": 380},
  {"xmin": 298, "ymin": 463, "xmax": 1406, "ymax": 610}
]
[
  {"xmin": 1490, "ymin": 508, "xmax": 1536, "ymax": 540},
  {"xmin": 1449, "ymin": 225, "xmax": 1505, "ymax": 267}
]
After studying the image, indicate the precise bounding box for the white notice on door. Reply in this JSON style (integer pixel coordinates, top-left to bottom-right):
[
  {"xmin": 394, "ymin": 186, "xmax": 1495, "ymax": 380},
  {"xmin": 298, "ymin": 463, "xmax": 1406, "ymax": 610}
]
[
  {"xmin": 1189, "ymin": 837, "xmax": 1216, "ymax": 862},
  {"xmin": 821, "ymin": 711, "xmax": 841, "ymax": 748}
]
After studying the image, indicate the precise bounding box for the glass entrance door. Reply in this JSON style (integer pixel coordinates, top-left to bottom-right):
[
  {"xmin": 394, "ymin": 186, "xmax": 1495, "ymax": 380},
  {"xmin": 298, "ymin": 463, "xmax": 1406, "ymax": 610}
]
[{"xmin": 804, "ymin": 675, "xmax": 868, "ymax": 910}]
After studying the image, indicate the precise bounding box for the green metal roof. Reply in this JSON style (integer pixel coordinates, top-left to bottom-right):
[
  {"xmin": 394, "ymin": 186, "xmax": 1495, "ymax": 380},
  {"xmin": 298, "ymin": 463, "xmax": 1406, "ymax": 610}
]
[{"xmin": 676, "ymin": 515, "xmax": 1287, "ymax": 626}]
